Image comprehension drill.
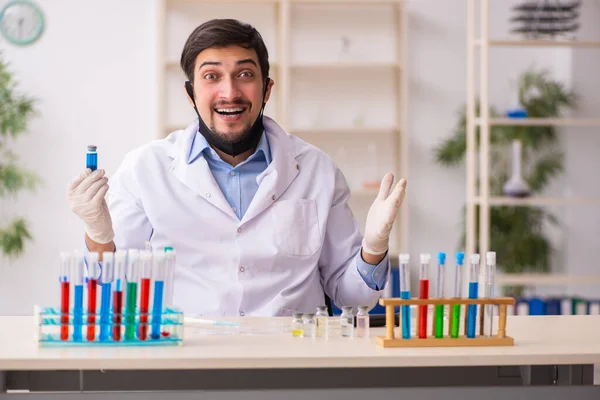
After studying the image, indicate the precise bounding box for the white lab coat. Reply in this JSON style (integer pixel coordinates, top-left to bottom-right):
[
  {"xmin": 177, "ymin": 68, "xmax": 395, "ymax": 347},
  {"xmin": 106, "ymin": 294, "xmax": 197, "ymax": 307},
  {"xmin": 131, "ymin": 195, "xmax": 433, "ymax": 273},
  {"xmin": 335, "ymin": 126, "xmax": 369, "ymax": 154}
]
[{"xmin": 107, "ymin": 116, "xmax": 387, "ymax": 316}]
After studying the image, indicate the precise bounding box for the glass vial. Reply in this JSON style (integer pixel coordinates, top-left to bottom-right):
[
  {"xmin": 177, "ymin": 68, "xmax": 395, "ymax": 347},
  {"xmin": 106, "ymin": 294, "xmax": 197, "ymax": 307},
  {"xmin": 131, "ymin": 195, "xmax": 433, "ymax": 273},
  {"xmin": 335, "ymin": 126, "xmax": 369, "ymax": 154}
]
[
  {"xmin": 315, "ymin": 306, "xmax": 329, "ymax": 338},
  {"xmin": 292, "ymin": 313, "xmax": 304, "ymax": 337},
  {"xmin": 356, "ymin": 306, "xmax": 370, "ymax": 338},
  {"xmin": 86, "ymin": 145, "xmax": 98, "ymax": 171},
  {"xmin": 340, "ymin": 306, "xmax": 354, "ymax": 338},
  {"xmin": 302, "ymin": 314, "xmax": 316, "ymax": 338}
]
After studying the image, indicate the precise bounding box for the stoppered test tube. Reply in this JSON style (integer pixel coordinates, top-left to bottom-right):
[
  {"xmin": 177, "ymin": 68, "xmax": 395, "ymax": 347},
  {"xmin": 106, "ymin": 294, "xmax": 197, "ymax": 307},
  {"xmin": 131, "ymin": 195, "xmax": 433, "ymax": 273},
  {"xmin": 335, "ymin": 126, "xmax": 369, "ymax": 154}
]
[
  {"xmin": 398, "ymin": 254, "xmax": 411, "ymax": 339},
  {"xmin": 99, "ymin": 252, "xmax": 114, "ymax": 342},
  {"xmin": 86, "ymin": 252, "xmax": 100, "ymax": 341},
  {"xmin": 466, "ymin": 254, "xmax": 480, "ymax": 338},
  {"xmin": 162, "ymin": 247, "xmax": 176, "ymax": 337},
  {"xmin": 112, "ymin": 250, "xmax": 127, "ymax": 341},
  {"xmin": 138, "ymin": 250, "xmax": 153, "ymax": 340},
  {"xmin": 450, "ymin": 252, "xmax": 465, "ymax": 338},
  {"xmin": 125, "ymin": 249, "xmax": 140, "ymax": 341},
  {"xmin": 59, "ymin": 252, "xmax": 72, "ymax": 341},
  {"xmin": 151, "ymin": 251, "xmax": 166, "ymax": 339},
  {"xmin": 418, "ymin": 254, "xmax": 430, "ymax": 339},
  {"xmin": 72, "ymin": 251, "xmax": 85, "ymax": 342},
  {"xmin": 484, "ymin": 251, "xmax": 496, "ymax": 337},
  {"xmin": 434, "ymin": 252, "xmax": 446, "ymax": 338},
  {"xmin": 86, "ymin": 145, "xmax": 98, "ymax": 171}
]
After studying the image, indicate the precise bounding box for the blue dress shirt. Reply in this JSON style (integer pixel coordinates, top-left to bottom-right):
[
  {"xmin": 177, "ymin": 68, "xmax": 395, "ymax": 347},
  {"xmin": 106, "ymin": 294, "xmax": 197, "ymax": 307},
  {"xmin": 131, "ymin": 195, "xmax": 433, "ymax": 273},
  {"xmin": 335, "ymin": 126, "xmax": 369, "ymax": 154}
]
[{"xmin": 188, "ymin": 131, "xmax": 389, "ymax": 290}]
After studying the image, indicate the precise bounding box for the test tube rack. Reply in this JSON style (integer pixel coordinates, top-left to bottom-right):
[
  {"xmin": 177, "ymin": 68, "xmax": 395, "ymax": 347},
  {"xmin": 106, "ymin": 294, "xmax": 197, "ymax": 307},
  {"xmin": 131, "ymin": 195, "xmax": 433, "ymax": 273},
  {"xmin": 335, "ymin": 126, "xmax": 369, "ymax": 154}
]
[
  {"xmin": 34, "ymin": 305, "xmax": 184, "ymax": 347},
  {"xmin": 376, "ymin": 297, "xmax": 516, "ymax": 348}
]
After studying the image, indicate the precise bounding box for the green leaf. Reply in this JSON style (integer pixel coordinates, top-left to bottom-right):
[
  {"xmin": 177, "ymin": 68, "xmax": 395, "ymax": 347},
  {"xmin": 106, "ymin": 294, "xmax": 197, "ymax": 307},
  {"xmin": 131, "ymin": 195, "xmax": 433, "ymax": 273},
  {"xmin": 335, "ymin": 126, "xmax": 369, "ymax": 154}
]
[
  {"xmin": 0, "ymin": 218, "xmax": 33, "ymax": 257},
  {"xmin": 526, "ymin": 151, "xmax": 564, "ymax": 192}
]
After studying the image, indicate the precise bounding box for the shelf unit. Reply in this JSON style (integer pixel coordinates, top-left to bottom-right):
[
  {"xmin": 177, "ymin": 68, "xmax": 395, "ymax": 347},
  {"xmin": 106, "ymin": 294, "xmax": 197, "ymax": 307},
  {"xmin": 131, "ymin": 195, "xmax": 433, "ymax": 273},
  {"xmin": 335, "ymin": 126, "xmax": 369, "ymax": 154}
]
[
  {"xmin": 158, "ymin": 0, "xmax": 409, "ymax": 254},
  {"xmin": 466, "ymin": 0, "xmax": 600, "ymax": 282}
]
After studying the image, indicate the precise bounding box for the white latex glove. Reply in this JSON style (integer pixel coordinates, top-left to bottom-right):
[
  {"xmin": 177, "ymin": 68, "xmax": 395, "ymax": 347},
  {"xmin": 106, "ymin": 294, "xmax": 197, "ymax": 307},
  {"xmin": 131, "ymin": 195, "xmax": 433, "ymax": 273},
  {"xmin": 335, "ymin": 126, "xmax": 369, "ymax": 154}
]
[
  {"xmin": 363, "ymin": 173, "xmax": 407, "ymax": 255},
  {"xmin": 67, "ymin": 169, "xmax": 115, "ymax": 244}
]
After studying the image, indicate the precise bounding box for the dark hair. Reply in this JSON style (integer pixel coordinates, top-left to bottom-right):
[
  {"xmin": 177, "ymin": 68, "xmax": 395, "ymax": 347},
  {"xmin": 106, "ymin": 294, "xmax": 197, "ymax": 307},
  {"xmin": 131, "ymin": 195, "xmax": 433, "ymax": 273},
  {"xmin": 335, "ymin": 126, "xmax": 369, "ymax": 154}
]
[{"xmin": 180, "ymin": 19, "xmax": 270, "ymax": 84}]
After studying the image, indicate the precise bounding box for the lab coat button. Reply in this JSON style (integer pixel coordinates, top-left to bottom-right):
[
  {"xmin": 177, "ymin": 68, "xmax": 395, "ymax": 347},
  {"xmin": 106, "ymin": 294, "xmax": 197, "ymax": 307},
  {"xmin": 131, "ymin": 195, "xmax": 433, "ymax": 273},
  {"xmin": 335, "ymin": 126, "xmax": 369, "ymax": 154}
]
[
  {"xmin": 206, "ymin": 193, "xmax": 211, "ymax": 198},
  {"xmin": 271, "ymin": 194, "xmax": 276, "ymax": 201},
  {"xmin": 240, "ymin": 266, "xmax": 245, "ymax": 272},
  {"xmin": 239, "ymin": 311, "xmax": 245, "ymax": 316},
  {"xmin": 237, "ymin": 227, "xmax": 242, "ymax": 233}
]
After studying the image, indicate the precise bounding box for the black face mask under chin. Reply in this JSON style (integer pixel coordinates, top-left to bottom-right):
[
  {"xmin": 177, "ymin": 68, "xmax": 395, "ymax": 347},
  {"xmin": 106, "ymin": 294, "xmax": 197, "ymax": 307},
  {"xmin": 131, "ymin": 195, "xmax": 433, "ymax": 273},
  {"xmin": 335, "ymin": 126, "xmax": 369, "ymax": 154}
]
[{"xmin": 185, "ymin": 79, "xmax": 269, "ymax": 158}]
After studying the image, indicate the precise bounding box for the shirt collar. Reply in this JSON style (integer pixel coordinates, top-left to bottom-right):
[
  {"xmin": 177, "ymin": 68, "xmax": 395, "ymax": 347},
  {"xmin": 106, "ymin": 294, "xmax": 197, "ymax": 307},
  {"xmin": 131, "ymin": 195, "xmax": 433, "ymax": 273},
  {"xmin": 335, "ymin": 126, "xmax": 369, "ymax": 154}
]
[{"xmin": 187, "ymin": 129, "xmax": 272, "ymax": 165}]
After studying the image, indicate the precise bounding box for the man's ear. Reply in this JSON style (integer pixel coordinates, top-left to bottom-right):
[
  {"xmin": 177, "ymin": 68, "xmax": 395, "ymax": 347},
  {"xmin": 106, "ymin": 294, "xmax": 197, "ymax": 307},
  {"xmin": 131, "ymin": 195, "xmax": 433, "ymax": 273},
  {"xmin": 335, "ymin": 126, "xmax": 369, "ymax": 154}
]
[
  {"xmin": 263, "ymin": 78, "xmax": 275, "ymax": 103},
  {"xmin": 185, "ymin": 81, "xmax": 195, "ymax": 107}
]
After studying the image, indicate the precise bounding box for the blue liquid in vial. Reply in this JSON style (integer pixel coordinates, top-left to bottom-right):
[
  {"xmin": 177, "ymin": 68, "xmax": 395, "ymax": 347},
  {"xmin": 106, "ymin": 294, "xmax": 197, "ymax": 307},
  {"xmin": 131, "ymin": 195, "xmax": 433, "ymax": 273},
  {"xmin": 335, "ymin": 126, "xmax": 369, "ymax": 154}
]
[
  {"xmin": 151, "ymin": 280, "xmax": 164, "ymax": 339},
  {"xmin": 87, "ymin": 146, "xmax": 98, "ymax": 171},
  {"xmin": 467, "ymin": 282, "xmax": 478, "ymax": 338},
  {"xmin": 73, "ymin": 284, "xmax": 84, "ymax": 341},
  {"xmin": 99, "ymin": 283, "xmax": 112, "ymax": 341},
  {"xmin": 400, "ymin": 290, "xmax": 411, "ymax": 339}
]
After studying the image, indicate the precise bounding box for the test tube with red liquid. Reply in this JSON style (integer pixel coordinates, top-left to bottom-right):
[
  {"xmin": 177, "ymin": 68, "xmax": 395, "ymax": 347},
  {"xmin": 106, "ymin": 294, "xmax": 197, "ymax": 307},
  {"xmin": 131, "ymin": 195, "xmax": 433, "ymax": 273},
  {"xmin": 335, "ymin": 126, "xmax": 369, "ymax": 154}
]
[
  {"xmin": 112, "ymin": 250, "xmax": 127, "ymax": 341},
  {"xmin": 59, "ymin": 252, "xmax": 72, "ymax": 341},
  {"xmin": 418, "ymin": 253, "xmax": 431, "ymax": 339},
  {"xmin": 86, "ymin": 252, "xmax": 100, "ymax": 341},
  {"xmin": 138, "ymin": 250, "xmax": 153, "ymax": 340}
]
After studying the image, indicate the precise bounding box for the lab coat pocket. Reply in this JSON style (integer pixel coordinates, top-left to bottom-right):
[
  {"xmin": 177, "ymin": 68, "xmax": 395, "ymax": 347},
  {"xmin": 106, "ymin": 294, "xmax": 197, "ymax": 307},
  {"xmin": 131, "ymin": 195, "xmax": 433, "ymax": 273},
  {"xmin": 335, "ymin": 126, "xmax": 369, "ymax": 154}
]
[{"xmin": 271, "ymin": 199, "xmax": 322, "ymax": 257}]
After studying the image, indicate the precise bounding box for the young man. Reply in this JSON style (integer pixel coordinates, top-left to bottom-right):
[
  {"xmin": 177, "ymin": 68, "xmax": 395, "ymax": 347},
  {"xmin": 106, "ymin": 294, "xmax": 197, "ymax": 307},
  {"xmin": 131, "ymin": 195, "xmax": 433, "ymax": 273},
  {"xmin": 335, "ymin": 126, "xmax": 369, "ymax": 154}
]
[{"xmin": 67, "ymin": 19, "xmax": 407, "ymax": 317}]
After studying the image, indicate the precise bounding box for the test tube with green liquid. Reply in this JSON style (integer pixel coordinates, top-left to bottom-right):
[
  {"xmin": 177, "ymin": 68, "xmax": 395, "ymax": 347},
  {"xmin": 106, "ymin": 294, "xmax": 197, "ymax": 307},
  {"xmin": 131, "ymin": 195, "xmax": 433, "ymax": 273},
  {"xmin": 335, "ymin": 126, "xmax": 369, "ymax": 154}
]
[
  {"xmin": 125, "ymin": 249, "xmax": 140, "ymax": 341},
  {"xmin": 450, "ymin": 252, "xmax": 465, "ymax": 338},
  {"xmin": 434, "ymin": 252, "xmax": 446, "ymax": 338}
]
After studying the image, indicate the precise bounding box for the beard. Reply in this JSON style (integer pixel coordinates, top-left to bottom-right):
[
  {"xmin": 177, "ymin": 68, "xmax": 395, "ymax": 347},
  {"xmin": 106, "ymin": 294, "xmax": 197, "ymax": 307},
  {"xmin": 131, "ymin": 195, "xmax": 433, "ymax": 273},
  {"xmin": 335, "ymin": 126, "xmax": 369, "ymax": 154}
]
[{"xmin": 209, "ymin": 120, "xmax": 254, "ymax": 144}]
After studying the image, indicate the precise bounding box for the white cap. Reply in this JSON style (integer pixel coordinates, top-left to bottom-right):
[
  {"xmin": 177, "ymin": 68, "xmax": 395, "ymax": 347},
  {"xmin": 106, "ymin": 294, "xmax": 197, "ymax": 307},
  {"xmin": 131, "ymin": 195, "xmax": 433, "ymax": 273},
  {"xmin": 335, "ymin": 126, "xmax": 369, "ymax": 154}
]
[
  {"xmin": 420, "ymin": 253, "xmax": 431, "ymax": 264},
  {"xmin": 115, "ymin": 249, "xmax": 127, "ymax": 261},
  {"xmin": 127, "ymin": 248, "xmax": 139, "ymax": 261},
  {"xmin": 140, "ymin": 249, "xmax": 152, "ymax": 261},
  {"xmin": 152, "ymin": 250, "xmax": 165, "ymax": 262},
  {"xmin": 399, "ymin": 254, "xmax": 410, "ymax": 264},
  {"xmin": 102, "ymin": 251, "xmax": 114, "ymax": 262},
  {"xmin": 486, "ymin": 251, "xmax": 496, "ymax": 265},
  {"xmin": 470, "ymin": 253, "xmax": 480, "ymax": 264},
  {"xmin": 87, "ymin": 252, "xmax": 99, "ymax": 263}
]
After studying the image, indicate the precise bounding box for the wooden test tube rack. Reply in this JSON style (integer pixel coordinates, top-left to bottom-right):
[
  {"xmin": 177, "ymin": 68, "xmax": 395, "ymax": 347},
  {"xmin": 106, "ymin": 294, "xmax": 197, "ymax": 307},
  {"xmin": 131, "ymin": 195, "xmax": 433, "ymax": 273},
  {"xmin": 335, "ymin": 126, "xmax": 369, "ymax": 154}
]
[{"xmin": 376, "ymin": 297, "xmax": 516, "ymax": 348}]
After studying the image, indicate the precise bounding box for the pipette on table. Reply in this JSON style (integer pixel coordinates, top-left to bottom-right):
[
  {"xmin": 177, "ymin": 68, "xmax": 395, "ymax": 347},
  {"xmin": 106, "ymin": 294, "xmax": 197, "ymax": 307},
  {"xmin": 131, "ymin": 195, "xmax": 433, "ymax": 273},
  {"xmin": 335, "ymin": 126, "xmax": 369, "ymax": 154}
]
[
  {"xmin": 59, "ymin": 252, "xmax": 72, "ymax": 341},
  {"xmin": 138, "ymin": 250, "xmax": 152, "ymax": 340},
  {"xmin": 434, "ymin": 252, "xmax": 446, "ymax": 338},
  {"xmin": 484, "ymin": 251, "xmax": 496, "ymax": 337},
  {"xmin": 125, "ymin": 249, "xmax": 139, "ymax": 341},
  {"xmin": 184, "ymin": 316, "xmax": 240, "ymax": 327},
  {"xmin": 72, "ymin": 250, "xmax": 85, "ymax": 342},
  {"xmin": 418, "ymin": 253, "xmax": 430, "ymax": 339},
  {"xmin": 112, "ymin": 250, "xmax": 127, "ymax": 341},
  {"xmin": 99, "ymin": 252, "xmax": 114, "ymax": 342},
  {"xmin": 151, "ymin": 250, "xmax": 165, "ymax": 339},
  {"xmin": 450, "ymin": 252, "xmax": 464, "ymax": 338},
  {"xmin": 466, "ymin": 253, "xmax": 480, "ymax": 338},
  {"xmin": 398, "ymin": 254, "xmax": 411, "ymax": 339}
]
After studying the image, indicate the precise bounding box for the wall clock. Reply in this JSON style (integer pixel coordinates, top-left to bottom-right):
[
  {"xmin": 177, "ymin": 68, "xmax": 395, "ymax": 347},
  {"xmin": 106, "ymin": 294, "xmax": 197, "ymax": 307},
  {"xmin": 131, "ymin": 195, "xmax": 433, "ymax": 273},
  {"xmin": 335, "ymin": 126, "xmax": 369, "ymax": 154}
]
[{"xmin": 0, "ymin": 0, "xmax": 44, "ymax": 46}]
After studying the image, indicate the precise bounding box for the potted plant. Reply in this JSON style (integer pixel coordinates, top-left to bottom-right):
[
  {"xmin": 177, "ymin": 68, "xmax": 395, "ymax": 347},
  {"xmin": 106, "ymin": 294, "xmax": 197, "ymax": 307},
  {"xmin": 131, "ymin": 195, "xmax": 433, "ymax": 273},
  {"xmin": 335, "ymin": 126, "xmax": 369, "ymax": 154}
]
[{"xmin": 434, "ymin": 68, "xmax": 576, "ymax": 296}]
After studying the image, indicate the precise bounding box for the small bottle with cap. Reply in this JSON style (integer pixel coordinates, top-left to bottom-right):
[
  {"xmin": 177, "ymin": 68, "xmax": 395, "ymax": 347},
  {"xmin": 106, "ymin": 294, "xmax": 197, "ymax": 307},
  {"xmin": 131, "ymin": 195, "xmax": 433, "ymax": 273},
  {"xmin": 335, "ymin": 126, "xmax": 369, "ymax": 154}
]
[
  {"xmin": 484, "ymin": 251, "xmax": 496, "ymax": 337},
  {"xmin": 315, "ymin": 306, "xmax": 329, "ymax": 338},
  {"xmin": 356, "ymin": 306, "xmax": 370, "ymax": 338},
  {"xmin": 340, "ymin": 306, "xmax": 354, "ymax": 338},
  {"xmin": 86, "ymin": 145, "xmax": 98, "ymax": 171},
  {"xmin": 302, "ymin": 314, "xmax": 316, "ymax": 338},
  {"xmin": 292, "ymin": 313, "xmax": 304, "ymax": 337}
]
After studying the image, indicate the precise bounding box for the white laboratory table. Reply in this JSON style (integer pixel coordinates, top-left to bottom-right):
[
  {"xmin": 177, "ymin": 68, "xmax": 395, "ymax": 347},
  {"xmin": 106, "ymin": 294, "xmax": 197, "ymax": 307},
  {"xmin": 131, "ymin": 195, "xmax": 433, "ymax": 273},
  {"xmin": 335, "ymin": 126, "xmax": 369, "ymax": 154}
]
[{"xmin": 1, "ymin": 315, "xmax": 600, "ymax": 400}]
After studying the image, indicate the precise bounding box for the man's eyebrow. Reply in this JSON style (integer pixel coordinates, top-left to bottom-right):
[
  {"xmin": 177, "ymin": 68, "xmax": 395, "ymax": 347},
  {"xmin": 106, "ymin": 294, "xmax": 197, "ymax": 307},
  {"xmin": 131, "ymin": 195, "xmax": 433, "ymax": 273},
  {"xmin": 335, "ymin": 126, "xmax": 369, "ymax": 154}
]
[{"xmin": 197, "ymin": 59, "xmax": 258, "ymax": 70}]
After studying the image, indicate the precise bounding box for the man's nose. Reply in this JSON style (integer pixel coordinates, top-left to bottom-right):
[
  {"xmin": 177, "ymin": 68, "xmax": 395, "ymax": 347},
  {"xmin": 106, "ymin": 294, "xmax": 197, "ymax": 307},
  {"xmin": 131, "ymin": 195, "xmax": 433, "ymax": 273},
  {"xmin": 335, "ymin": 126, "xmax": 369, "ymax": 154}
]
[{"xmin": 218, "ymin": 77, "xmax": 242, "ymax": 102}]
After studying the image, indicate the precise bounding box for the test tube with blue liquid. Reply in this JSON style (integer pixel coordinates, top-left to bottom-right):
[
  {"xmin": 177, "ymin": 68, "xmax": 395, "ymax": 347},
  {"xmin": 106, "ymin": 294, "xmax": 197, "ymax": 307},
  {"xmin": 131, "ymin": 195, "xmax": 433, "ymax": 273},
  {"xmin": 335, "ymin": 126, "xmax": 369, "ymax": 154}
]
[
  {"xmin": 398, "ymin": 254, "xmax": 411, "ymax": 339},
  {"xmin": 99, "ymin": 252, "xmax": 114, "ymax": 342},
  {"xmin": 151, "ymin": 251, "xmax": 166, "ymax": 339},
  {"xmin": 86, "ymin": 145, "xmax": 98, "ymax": 171},
  {"xmin": 72, "ymin": 251, "xmax": 85, "ymax": 341},
  {"xmin": 466, "ymin": 253, "xmax": 480, "ymax": 338},
  {"xmin": 484, "ymin": 251, "xmax": 496, "ymax": 337},
  {"xmin": 112, "ymin": 250, "xmax": 127, "ymax": 341}
]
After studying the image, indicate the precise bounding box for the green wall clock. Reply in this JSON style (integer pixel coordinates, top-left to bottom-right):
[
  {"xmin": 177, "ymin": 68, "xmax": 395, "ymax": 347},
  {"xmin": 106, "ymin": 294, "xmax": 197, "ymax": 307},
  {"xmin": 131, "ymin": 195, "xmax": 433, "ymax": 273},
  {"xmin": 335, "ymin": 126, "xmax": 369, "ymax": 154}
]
[{"xmin": 0, "ymin": 0, "xmax": 44, "ymax": 46}]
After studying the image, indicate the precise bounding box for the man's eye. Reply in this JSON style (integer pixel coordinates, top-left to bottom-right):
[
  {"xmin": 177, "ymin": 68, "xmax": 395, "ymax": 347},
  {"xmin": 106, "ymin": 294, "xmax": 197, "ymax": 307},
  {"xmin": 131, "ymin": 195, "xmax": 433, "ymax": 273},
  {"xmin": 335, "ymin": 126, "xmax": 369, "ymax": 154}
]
[
  {"xmin": 204, "ymin": 73, "xmax": 217, "ymax": 80},
  {"xmin": 239, "ymin": 71, "xmax": 253, "ymax": 78}
]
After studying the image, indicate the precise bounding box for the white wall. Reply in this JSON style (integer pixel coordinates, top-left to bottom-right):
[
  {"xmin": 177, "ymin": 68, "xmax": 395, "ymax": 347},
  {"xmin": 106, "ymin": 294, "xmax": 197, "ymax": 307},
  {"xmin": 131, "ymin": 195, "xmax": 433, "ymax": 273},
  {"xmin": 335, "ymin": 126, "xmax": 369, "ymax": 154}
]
[
  {"xmin": 0, "ymin": 0, "xmax": 597, "ymax": 315},
  {"xmin": 0, "ymin": 0, "xmax": 161, "ymax": 314}
]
